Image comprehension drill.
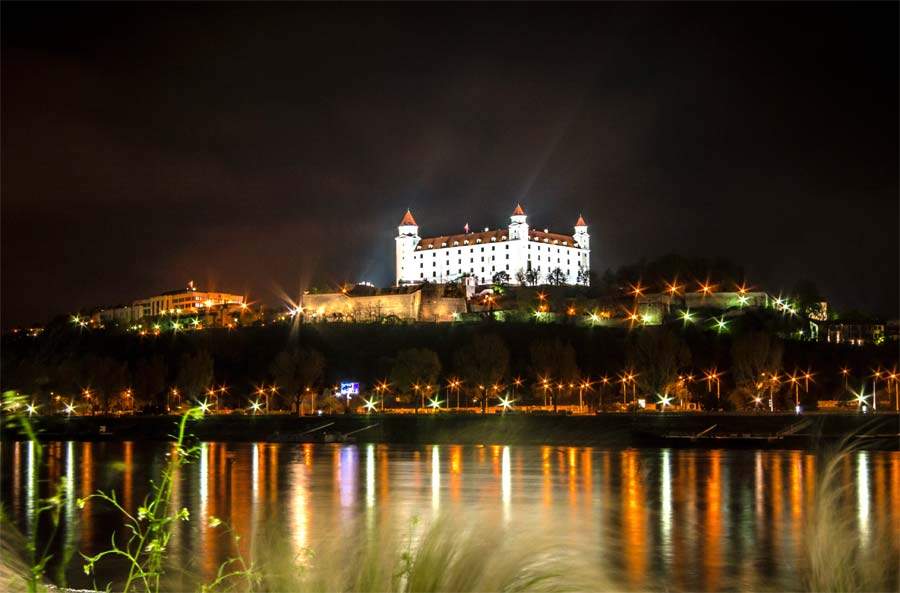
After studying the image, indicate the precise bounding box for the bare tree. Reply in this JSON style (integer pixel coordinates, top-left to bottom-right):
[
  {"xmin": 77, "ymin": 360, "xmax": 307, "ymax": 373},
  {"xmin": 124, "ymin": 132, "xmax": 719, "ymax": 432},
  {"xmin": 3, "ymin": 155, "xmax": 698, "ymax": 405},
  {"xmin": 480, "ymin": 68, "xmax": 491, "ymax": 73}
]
[
  {"xmin": 547, "ymin": 267, "xmax": 567, "ymax": 286},
  {"xmin": 270, "ymin": 347, "xmax": 325, "ymax": 414},
  {"xmin": 731, "ymin": 331, "xmax": 783, "ymax": 404},
  {"xmin": 389, "ymin": 348, "xmax": 441, "ymax": 412},
  {"xmin": 529, "ymin": 338, "xmax": 579, "ymax": 411},
  {"xmin": 175, "ymin": 351, "xmax": 214, "ymax": 403},
  {"xmin": 454, "ymin": 333, "xmax": 510, "ymax": 413},
  {"xmin": 626, "ymin": 328, "xmax": 691, "ymax": 400}
]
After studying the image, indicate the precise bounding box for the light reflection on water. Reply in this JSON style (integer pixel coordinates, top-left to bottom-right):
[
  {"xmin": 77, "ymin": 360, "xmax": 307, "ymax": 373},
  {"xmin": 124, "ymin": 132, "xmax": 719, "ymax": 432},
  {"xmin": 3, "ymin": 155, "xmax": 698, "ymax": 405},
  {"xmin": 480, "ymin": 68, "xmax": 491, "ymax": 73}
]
[{"xmin": 2, "ymin": 442, "xmax": 900, "ymax": 591}]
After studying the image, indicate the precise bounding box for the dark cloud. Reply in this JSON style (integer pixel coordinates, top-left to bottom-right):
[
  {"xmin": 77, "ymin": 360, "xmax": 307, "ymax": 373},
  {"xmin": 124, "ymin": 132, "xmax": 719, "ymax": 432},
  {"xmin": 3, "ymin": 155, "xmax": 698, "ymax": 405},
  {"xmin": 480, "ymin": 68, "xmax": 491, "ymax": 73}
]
[{"xmin": 2, "ymin": 3, "xmax": 897, "ymax": 326}]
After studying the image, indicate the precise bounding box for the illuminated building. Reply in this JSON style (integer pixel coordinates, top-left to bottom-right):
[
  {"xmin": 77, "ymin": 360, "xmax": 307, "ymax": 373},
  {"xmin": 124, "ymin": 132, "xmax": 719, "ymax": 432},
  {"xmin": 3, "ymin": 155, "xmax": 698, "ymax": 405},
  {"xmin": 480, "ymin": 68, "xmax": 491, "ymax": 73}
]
[
  {"xmin": 821, "ymin": 320, "xmax": 886, "ymax": 346},
  {"xmin": 301, "ymin": 284, "xmax": 466, "ymax": 323},
  {"xmin": 132, "ymin": 281, "xmax": 244, "ymax": 319},
  {"xmin": 396, "ymin": 204, "xmax": 590, "ymax": 286}
]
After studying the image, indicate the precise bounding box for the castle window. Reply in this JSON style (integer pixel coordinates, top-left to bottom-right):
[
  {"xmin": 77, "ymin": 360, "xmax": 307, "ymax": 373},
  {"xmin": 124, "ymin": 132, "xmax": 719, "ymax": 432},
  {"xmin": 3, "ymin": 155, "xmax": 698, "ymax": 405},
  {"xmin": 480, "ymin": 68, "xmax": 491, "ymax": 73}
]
[
  {"xmin": 442, "ymin": 242, "xmax": 447, "ymax": 247},
  {"xmin": 453, "ymin": 241, "xmax": 459, "ymax": 246},
  {"xmin": 476, "ymin": 239, "xmax": 482, "ymax": 243},
  {"xmin": 491, "ymin": 237, "xmax": 496, "ymax": 242},
  {"xmin": 464, "ymin": 240, "xmax": 469, "ymax": 245}
]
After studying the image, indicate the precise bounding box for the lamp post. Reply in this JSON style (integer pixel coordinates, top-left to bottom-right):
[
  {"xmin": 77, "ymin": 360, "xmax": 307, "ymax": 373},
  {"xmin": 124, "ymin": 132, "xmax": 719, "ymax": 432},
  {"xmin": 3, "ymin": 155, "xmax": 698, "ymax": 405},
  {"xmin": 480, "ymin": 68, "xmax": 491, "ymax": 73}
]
[{"xmin": 578, "ymin": 380, "xmax": 591, "ymax": 413}]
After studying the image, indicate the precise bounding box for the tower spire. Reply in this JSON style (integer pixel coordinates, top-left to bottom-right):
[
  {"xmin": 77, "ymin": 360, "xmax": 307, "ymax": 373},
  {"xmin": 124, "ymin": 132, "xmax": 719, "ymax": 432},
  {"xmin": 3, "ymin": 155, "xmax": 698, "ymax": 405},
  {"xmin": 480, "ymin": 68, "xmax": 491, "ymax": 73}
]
[
  {"xmin": 399, "ymin": 209, "xmax": 417, "ymax": 226},
  {"xmin": 512, "ymin": 203, "xmax": 526, "ymax": 216}
]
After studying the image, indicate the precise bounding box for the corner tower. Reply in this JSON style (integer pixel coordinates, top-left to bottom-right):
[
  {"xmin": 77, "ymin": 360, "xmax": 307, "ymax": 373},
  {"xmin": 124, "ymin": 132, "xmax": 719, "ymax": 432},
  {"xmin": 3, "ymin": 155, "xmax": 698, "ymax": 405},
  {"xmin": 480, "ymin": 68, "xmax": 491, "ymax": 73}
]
[
  {"xmin": 395, "ymin": 209, "xmax": 420, "ymax": 285},
  {"xmin": 574, "ymin": 214, "xmax": 590, "ymax": 285},
  {"xmin": 508, "ymin": 203, "xmax": 530, "ymax": 283}
]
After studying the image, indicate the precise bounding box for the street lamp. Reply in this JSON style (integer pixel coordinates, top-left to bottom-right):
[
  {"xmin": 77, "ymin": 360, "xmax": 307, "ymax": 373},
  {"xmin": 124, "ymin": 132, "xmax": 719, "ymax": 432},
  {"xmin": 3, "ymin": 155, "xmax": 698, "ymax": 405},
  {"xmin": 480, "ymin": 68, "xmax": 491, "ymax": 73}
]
[{"xmin": 578, "ymin": 380, "xmax": 591, "ymax": 413}]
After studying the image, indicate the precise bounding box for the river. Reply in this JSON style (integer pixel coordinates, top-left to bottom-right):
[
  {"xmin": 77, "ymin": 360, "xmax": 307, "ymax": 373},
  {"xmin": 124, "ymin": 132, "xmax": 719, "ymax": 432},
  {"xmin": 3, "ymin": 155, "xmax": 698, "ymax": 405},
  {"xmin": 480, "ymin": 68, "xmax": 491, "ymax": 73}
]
[{"xmin": 2, "ymin": 442, "xmax": 899, "ymax": 591}]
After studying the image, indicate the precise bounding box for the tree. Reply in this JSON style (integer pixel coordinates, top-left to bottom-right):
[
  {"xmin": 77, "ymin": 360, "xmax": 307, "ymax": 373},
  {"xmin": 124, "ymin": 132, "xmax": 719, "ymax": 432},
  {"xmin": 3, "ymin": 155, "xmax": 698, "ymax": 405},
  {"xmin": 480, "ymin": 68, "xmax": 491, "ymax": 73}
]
[
  {"xmin": 515, "ymin": 270, "xmax": 528, "ymax": 286},
  {"xmin": 524, "ymin": 268, "xmax": 539, "ymax": 286},
  {"xmin": 529, "ymin": 338, "xmax": 579, "ymax": 411},
  {"xmin": 269, "ymin": 347, "xmax": 325, "ymax": 414},
  {"xmin": 576, "ymin": 266, "xmax": 589, "ymax": 286},
  {"xmin": 454, "ymin": 333, "xmax": 510, "ymax": 413},
  {"xmin": 81, "ymin": 354, "xmax": 129, "ymax": 413},
  {"xmin": 547, "ymin": 267, "xmax": 567, "ymax": 286},
  {"xmin": 626, "ymin": 328, "xmax": 691, "ymax": 401},
  {"xmin": 389, "ymin": 348, "xmax": 441, "ymax": 412},
  {"xmin": 134, "ymin": 356, "xmax": 167, "ymax": 411},
  {"xmin": 175, "ymin": 351, "xmax": 214, "ymax": 403},
  {"xmin": 791, "ymin": 279, "xmax": 825, "ymax": 319},
  {"xmin": 492, "ymin": 270, "xmax": 510, "ymax": 286},
  {"xmin": 731, "ymin": 331, "xmax": 783, "ymax": 403},
  {"xmin": 732, "ymin": 331, "xmax": 783, "ymax": 385}
]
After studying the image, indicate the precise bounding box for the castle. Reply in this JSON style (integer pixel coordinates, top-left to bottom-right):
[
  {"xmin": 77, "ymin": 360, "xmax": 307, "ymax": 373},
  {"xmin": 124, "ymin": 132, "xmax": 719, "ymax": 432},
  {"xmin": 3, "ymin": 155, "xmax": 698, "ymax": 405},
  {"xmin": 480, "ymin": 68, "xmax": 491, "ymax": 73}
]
[{"xmin": 395, "ymin": 204, "xmax": 590, "ymax": 286}]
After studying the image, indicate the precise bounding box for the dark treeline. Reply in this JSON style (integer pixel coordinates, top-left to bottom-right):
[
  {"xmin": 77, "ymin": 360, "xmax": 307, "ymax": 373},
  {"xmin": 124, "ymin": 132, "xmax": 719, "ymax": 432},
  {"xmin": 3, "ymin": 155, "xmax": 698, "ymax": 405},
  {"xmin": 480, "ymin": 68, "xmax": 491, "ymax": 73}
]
[{"xmin": 2, "ymin": 306, "xmax": 895, "ymax": 414}]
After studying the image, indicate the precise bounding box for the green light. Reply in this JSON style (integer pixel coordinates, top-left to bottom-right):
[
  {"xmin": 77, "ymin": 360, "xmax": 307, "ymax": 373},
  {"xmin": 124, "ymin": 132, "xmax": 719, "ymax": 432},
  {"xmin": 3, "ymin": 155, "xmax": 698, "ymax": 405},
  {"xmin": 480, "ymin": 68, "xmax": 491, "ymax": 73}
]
[
  {"xmin": 713, "ymin": 316, "xmax": 729, "ymax": 333},
  {"xmin": 249, "ymin": 399, "xmax": 262, "ymax": 414},
  {"xmin": 498, "ymin": 395, "xmax": 515, "ymax": 411},
  {"xmin": 679, "ymin": 309, "xmax": 695, "ymax": 325},
  {"xmin": 363, "ymin": 397, "xmax": 378, "ymax": 412},
  {"xmin": 427, "ymin": 397, "xmax": 443, "ymax": 409},
  {"xmin": 737, "ymin": 295, "xmax": 749, "ymax": 307},
  {"xmin": 172, "ymin": 321, "xmax": 181, "ymax": 331},
  {"xmin": 198, "ymin": 399, "xmax": 211, "ymax": 414}
]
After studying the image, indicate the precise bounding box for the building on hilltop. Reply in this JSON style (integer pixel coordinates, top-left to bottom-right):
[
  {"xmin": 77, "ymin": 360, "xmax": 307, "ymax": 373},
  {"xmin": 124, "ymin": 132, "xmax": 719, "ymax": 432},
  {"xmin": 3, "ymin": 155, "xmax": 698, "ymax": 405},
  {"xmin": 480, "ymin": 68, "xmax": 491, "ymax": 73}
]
[
  {"xmin": 301, "ymin": 283, "xmax": 467, "ymax": 323},
  {"xmin": 132, "ymin": 281, "xmax": 244, "ymax": 319},
  {"xmin": 395, "ymin": 204, "xmax": 590, "ymax": 287}
]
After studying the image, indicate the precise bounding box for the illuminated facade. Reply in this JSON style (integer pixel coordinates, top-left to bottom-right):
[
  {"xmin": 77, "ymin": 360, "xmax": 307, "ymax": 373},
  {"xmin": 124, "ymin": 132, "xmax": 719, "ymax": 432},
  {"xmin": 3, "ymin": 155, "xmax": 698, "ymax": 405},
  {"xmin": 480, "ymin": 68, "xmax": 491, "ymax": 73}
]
[
  {"xmin": 301, "ymin": 284, "xmax": 466, "ymax": 323},
  {"xmin": 396, "ymin": 204, "xmax": 590, "ymax": 286},
  {"xmin": 132, "ymin": 281, "xmax": 244, "ymax": 319}
]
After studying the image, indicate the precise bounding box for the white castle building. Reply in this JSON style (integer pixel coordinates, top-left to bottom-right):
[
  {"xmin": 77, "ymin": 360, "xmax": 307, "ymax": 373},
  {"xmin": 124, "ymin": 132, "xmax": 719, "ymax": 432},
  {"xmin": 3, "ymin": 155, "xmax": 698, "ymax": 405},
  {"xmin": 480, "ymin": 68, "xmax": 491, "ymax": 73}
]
[{"xmin": 395, "ymin": 204, "xmax": 590, "ymax": 286}]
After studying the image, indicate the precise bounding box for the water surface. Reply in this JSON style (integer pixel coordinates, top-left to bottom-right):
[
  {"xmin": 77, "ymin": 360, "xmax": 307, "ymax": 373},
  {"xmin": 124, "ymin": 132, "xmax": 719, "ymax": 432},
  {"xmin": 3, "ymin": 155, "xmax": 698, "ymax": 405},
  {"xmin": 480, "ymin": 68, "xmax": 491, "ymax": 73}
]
[{"xmin": 2, "ymin": 442, "xmax": 899, "ymax": 591}]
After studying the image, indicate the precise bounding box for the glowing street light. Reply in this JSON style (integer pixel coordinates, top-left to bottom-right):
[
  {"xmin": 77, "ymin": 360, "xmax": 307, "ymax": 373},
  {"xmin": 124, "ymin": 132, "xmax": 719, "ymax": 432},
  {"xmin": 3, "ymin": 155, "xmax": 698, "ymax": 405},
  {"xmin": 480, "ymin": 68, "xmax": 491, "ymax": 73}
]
[
  {"xmin": 427, "ymin": 397, "xmax": 443, "ymax": 411},
  {"xmin": 497, "ymin": 395, "xmax": 514, "ymax": 413},
  {"xmin": 627, "ymin": 282, "xmax": 645, "ymax": 298},
  {"xmin": 664, "ymin": 279, "xmax": 683, "ymax": 297},
  {"xmin": 64, "ymin": 401, "xmax": 76, "ymax": 416},
  {"xmin": 679, "ymin": 309, "xmax": 695, "ymax": 326},
  {"xmin": 704, "ymin": 368, "xmax": 722, "ymax": 401},
  {"xmin": 578, "ymin": 379, "xmax": 592, "ymax": 413},
  {"xmin": 198, "ymin": 399, "xmax": 211, "ymax": 415},
  {"xmin": 698, "ymin": 281, "xmax": 715, "ymax": 296},
  {"xmin": 26, "ymin": 402, "xmax": 38, "ymax": 417},
  {"xmin": 363, "ymin": 397, "xmax": 378, "ymax": 413},
  {"xmin": 658, "ymin": 393, "xmax": 673, "ymax": 410},
  {"xmin": 712, "ymin": 316, "xmax": 729, "ymax": 334},
  {"xmin": 249, "ymin": 399, "xmax": 263, "ymax": 415}
]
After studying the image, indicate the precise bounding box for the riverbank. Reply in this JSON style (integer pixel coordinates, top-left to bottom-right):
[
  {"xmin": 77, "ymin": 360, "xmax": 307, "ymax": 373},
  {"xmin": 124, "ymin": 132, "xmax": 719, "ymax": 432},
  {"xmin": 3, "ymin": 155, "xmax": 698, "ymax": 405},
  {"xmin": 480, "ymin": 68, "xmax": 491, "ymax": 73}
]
[{"xmin": 4, "ymin": 412, "xmax": 898, "ymax": 449}]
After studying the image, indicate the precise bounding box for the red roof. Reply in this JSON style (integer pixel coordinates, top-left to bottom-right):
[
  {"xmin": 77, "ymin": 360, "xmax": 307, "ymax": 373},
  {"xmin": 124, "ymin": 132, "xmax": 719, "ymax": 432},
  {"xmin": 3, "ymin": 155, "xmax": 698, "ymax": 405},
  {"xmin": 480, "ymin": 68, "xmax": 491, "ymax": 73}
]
[
  {"xmin": 418, "ymin": 229, "xmax": 507, "ymax": 249},
  {"xmin": 416, "ymin": 228, "xmax": 581, "ymax": 249},
  {"xmin": 512, "ymin": 203, "xmax": 526, "ymax": 216},
  {"xmin": 399, "ymin": 209, "xmax": 418, "ymax": 226},
  {"xmin": 575, "ymin": 214, "xmax": 587, "ymax": 227},
  {"xmin": 529, "ymin": 229, "xmax": 577, "ymax": 245}
]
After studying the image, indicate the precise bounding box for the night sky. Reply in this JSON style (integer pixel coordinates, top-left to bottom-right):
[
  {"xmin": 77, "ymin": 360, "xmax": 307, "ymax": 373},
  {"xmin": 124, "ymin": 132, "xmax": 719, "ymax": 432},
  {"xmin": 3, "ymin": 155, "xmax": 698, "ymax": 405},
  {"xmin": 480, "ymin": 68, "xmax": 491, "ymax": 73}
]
[{"xmin": 3, "ymin": 3, "xmax": 897, "ymax": 327}]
